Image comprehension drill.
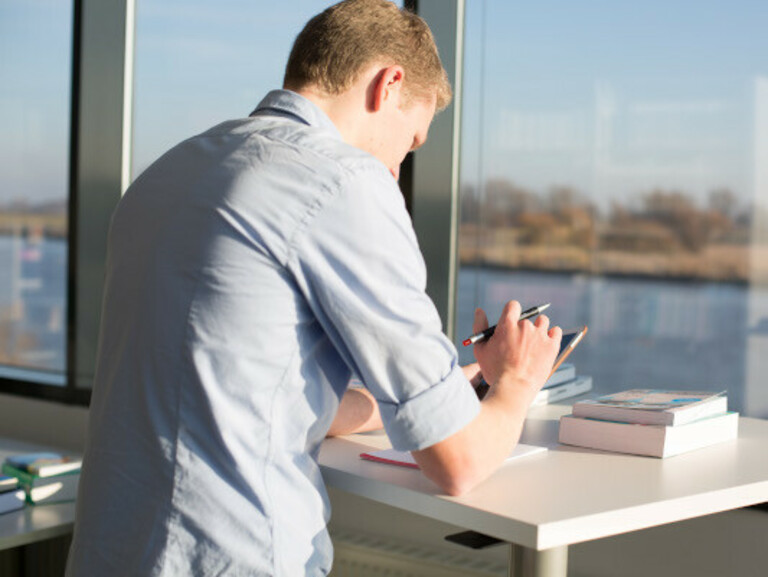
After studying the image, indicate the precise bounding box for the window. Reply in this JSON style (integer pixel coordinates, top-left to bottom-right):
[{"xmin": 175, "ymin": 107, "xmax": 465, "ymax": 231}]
[
  {"xmin": 132, "ymin": 0, "xmax": 338, "ymax": 179},
  {"xmin": 458, "ymin": 0, "xmax": 768, "ymax": 417},
  {"xmin": 0, "ymin": 0, "xmax": 348, "ymax": 403},
  {"xmin": 0, "ymin": 0, "xmax": 73, "ymax": 387}
]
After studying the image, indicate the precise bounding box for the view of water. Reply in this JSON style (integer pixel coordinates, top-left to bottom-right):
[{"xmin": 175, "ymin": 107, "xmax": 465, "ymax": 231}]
[
  {"xmin": 457, "ymin": 265, "xmax": 768, "ymax": 418},
  {"xmin": 2, "ymin": 235, "xmax": 767, "ymax": 418},
  {"xmin": 0, "ymin": 235, "xmax": 67, "ymax": 375}
]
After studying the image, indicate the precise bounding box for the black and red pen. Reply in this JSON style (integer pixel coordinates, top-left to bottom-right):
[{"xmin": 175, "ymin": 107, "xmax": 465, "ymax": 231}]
[{"xmin": 462, "ymin": 303, "xmax": 551, "ymax": 346}]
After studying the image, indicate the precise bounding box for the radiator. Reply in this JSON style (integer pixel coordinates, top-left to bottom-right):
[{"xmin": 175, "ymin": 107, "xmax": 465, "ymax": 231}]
[{"xmin": 330, "ymin": 528, "xmax": 507, "ymax": 577}]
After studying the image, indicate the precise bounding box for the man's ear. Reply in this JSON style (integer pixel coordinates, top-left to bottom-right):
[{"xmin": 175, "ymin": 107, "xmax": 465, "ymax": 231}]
[{"xmin": 371, "ymin": 65, "xmax": 405, "ymax": 112}]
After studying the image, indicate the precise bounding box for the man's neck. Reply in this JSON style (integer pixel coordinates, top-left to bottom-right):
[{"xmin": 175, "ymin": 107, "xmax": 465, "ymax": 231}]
[{"xmin": 291, "ymin": 84, "xmax": 372, "ymax": 151}]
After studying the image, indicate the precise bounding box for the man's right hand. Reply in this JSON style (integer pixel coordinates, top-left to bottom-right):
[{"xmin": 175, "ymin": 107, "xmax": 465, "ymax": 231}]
[
  {"xmin": 411, "ymin": 300, "xmax": 561, "ymax": 496},
  {"xmin": 472, "ymin": 300, "xmax": 562, "ymax": 404}
]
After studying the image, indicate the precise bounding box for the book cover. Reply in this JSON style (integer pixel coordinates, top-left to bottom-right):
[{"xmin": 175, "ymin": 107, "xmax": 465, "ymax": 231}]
[
  {"xmin": 571, "ymin": 389, "xmax": 727, "ymax": 426},
  {"xmin": 360, "ymin": 443, "xmax": 547, "ymax": 468},
  {"xmin": 2, "ymin": 464, "xmax": 80, "ymax": 504},
  {"xmin": 558, "ymin": 411, "xmax": 739, "ymax": 458},
  {"xmin": 531, "ymin": 375, "xmax": 592, "ymax": 407},
  {"xmin": 4, "ymin": 452, "xmax": 82, "ymax": 478},
  {"xmin": 0, "ymin": 475, "xmax": 19, "ymax": 493},
  {"xmin": 542, "ymin": 363, "xmax": 577, "ymax": 389}
]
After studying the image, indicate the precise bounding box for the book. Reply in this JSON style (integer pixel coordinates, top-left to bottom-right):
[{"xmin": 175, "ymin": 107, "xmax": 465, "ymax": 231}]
[
  {"xmin": 0, "ymin": 489, "xmax": 25, "ymax": 515},
  {"xmin": 0, "ymin": 475, "xmax": 19, "ymax": 493},
  {"xmin": 558, "ymin": 411, "xmax": 739, "ymax": 458},
  {"xmin": 531, "ymin": 375, "xmax": 592, "ymax": 407},
  {"xmin": 571, "ymin": 389, "xmax": 728, "ymax": 426},
  {"xmin": 360, "ymin": 443, "xmax": 547, "ymax": 469},
  {"xmin": 4, "ymin": 452, "xmax": 82, "ymax": 478},
  {"xmin": 1, "ymin": 464, "xmax": 80, "ymax": 505},
  {"xmin": 543, "ymin": 363, "xmax": 577, "ymax": 389}
]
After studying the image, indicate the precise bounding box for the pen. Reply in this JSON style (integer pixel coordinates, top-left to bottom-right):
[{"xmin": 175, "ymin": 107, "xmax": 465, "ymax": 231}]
[{"xmin": 462, "ymin": 303, "xmax": 551, "ymax": 346}]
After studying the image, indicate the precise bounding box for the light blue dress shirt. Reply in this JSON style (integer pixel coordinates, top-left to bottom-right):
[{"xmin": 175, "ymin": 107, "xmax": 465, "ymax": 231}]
[{"xmin": 66, "ymin": 90, "xmax": 480, "ymax": 576}]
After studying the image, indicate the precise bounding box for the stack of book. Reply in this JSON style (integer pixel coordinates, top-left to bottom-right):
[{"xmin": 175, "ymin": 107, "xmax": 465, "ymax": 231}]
[
  {"xmin": 2, "ymin": 452, "xmax": 82, "ymax": 505},
  {"xmin": 0, "ymin": 475, "xmax": 25, "ymax": 514},
  {"xmin": 558, "ymin": 389, "xmax": 738, "ymax": 458},
  {"xmin": 531, "ymin": 363, "xmax": 593, "ymax": 407}
]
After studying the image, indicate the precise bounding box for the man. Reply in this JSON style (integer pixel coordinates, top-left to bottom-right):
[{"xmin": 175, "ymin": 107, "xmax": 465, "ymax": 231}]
[{"xmin": 66, "ymin": 1, "xmax": 561, "ymax": 575}]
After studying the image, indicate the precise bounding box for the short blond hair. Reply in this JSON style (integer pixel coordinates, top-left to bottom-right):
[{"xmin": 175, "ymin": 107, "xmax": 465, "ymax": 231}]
[{"xmin": 284, "ymin": 0, "xmax": 452, "ymax": 111}]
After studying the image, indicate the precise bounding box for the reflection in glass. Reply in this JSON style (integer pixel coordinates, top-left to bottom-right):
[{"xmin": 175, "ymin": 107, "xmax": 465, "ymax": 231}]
[
  {"xmin": 458, "ymin": 0, "xmax": 768, "ymax": 416},
  {"xmin": 0, "ymin": 1, "xmax": 72, "ymax": 381}
]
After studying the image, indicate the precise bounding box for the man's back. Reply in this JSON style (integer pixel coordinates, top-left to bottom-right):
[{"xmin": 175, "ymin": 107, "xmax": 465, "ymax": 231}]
[{"xmin": 67, "ymin": 91, "xmax": 412, "ymax": 576}]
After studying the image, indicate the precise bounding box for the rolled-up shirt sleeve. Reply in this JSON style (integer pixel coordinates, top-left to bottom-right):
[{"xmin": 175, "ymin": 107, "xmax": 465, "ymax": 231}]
[{"xmin": 287, "ymin": 164, "xmax": 480, "ymax": 452}]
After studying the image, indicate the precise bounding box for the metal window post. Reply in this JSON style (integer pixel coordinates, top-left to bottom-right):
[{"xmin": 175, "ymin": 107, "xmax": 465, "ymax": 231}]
[
  {"xmin": 70, "ymin": 0, "xmax": 135, "ymax": 389},
  {"xmin": 407, "ymin": 0, "xmax": 465, "ymax": 340}
]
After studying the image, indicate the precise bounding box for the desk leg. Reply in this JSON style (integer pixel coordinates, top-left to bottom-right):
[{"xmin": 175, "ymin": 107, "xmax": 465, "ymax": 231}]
[{"xmin": 508, "ymin": 544, "xmax": 568, "ymax": 577}]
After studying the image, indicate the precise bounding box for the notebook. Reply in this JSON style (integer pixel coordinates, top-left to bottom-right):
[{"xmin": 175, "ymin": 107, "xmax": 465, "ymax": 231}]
[{"xmin": 360, "ymin": 443, "xmax": 547, "ymax": 469}]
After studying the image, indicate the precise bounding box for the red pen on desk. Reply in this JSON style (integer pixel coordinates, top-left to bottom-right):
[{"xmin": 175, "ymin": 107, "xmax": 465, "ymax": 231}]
[{"xmin": 462, "ymin": 303, "xmax": 551, "ymax": 346}]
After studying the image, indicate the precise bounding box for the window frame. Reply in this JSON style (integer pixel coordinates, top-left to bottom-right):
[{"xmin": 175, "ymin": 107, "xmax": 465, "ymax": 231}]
[
  {"xmin": 0, "ymin": 0, "xmax": 135, "ymax": 406},
  {"xmin": 403, "ymin": 0, "xmax": 465, "ymax": 339}
]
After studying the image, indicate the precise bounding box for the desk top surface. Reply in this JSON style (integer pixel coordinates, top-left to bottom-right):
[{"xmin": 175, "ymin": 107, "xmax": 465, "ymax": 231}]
[
  {"xmin": 319, "ymin": 405, "xmax": 768, "ymax": 550},
  {"xmin": 2, "ymin": 408, "xmax": 766, "ymax": 552}
]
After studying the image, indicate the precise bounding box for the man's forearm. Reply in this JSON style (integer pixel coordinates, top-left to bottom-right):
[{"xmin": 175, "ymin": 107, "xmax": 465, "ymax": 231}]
[
  {"xmin": 410, "ymin": 374, "xmax": 537, "ymax": 496},
  {"xmin": 327, "ymin": 387, "xmax": 383, "ymax": 437}
]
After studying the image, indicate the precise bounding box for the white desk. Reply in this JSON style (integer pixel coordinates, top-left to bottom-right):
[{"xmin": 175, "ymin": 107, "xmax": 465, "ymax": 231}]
[
  {"xmin": 0, "ymin": 438, "xmax": 76, "ymax": 551},
  {"xmin": 320, "ymin": 405, "xmax": 768, "ymax": 577}
]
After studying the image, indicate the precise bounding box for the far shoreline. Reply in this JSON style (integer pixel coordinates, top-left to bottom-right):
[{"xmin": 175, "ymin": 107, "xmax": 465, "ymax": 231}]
[{"xmin": 459, "ymin": 260, "xmax": 751, "ymax": 288}]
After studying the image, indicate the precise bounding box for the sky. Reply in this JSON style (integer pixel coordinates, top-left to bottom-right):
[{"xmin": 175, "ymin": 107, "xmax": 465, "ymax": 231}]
[
  {"xmin": 131, "ymin": 0, "xmax": 329, "ymax": 175},
  {"xmin": 461, "ymin": 0, "xmax": 768, "ymax": 212},
  {"xmin": 0, "ymin": 0, "xmax": 72, "ymax": 205},
  {"xmin": 1, "ymin": 0, "xmax": 766, "ymax": 211}
]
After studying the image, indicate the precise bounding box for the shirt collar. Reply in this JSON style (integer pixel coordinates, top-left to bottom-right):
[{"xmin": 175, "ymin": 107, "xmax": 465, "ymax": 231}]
[{"xmin": 250, "ymin": 89, "xmax": 343, "ymax": 141}]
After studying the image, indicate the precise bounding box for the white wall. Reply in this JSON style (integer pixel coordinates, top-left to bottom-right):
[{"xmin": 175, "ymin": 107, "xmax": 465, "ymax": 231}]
[{"xmin": 0, "ymin": 393, "xmax": 88, "ymax": 453}]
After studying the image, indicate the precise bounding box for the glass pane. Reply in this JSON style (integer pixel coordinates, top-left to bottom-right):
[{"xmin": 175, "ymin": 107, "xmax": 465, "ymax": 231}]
[
  {"xmin": 459, "ymin": 0, "xmax": 768, "ymax": 417},
  {"xmin": 132, "ymin": 0, "xmax": 340, "ymax": 178},
  {"xmin": 0, "ymin": 0, "xmax": 72, "ymax": 383}
]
